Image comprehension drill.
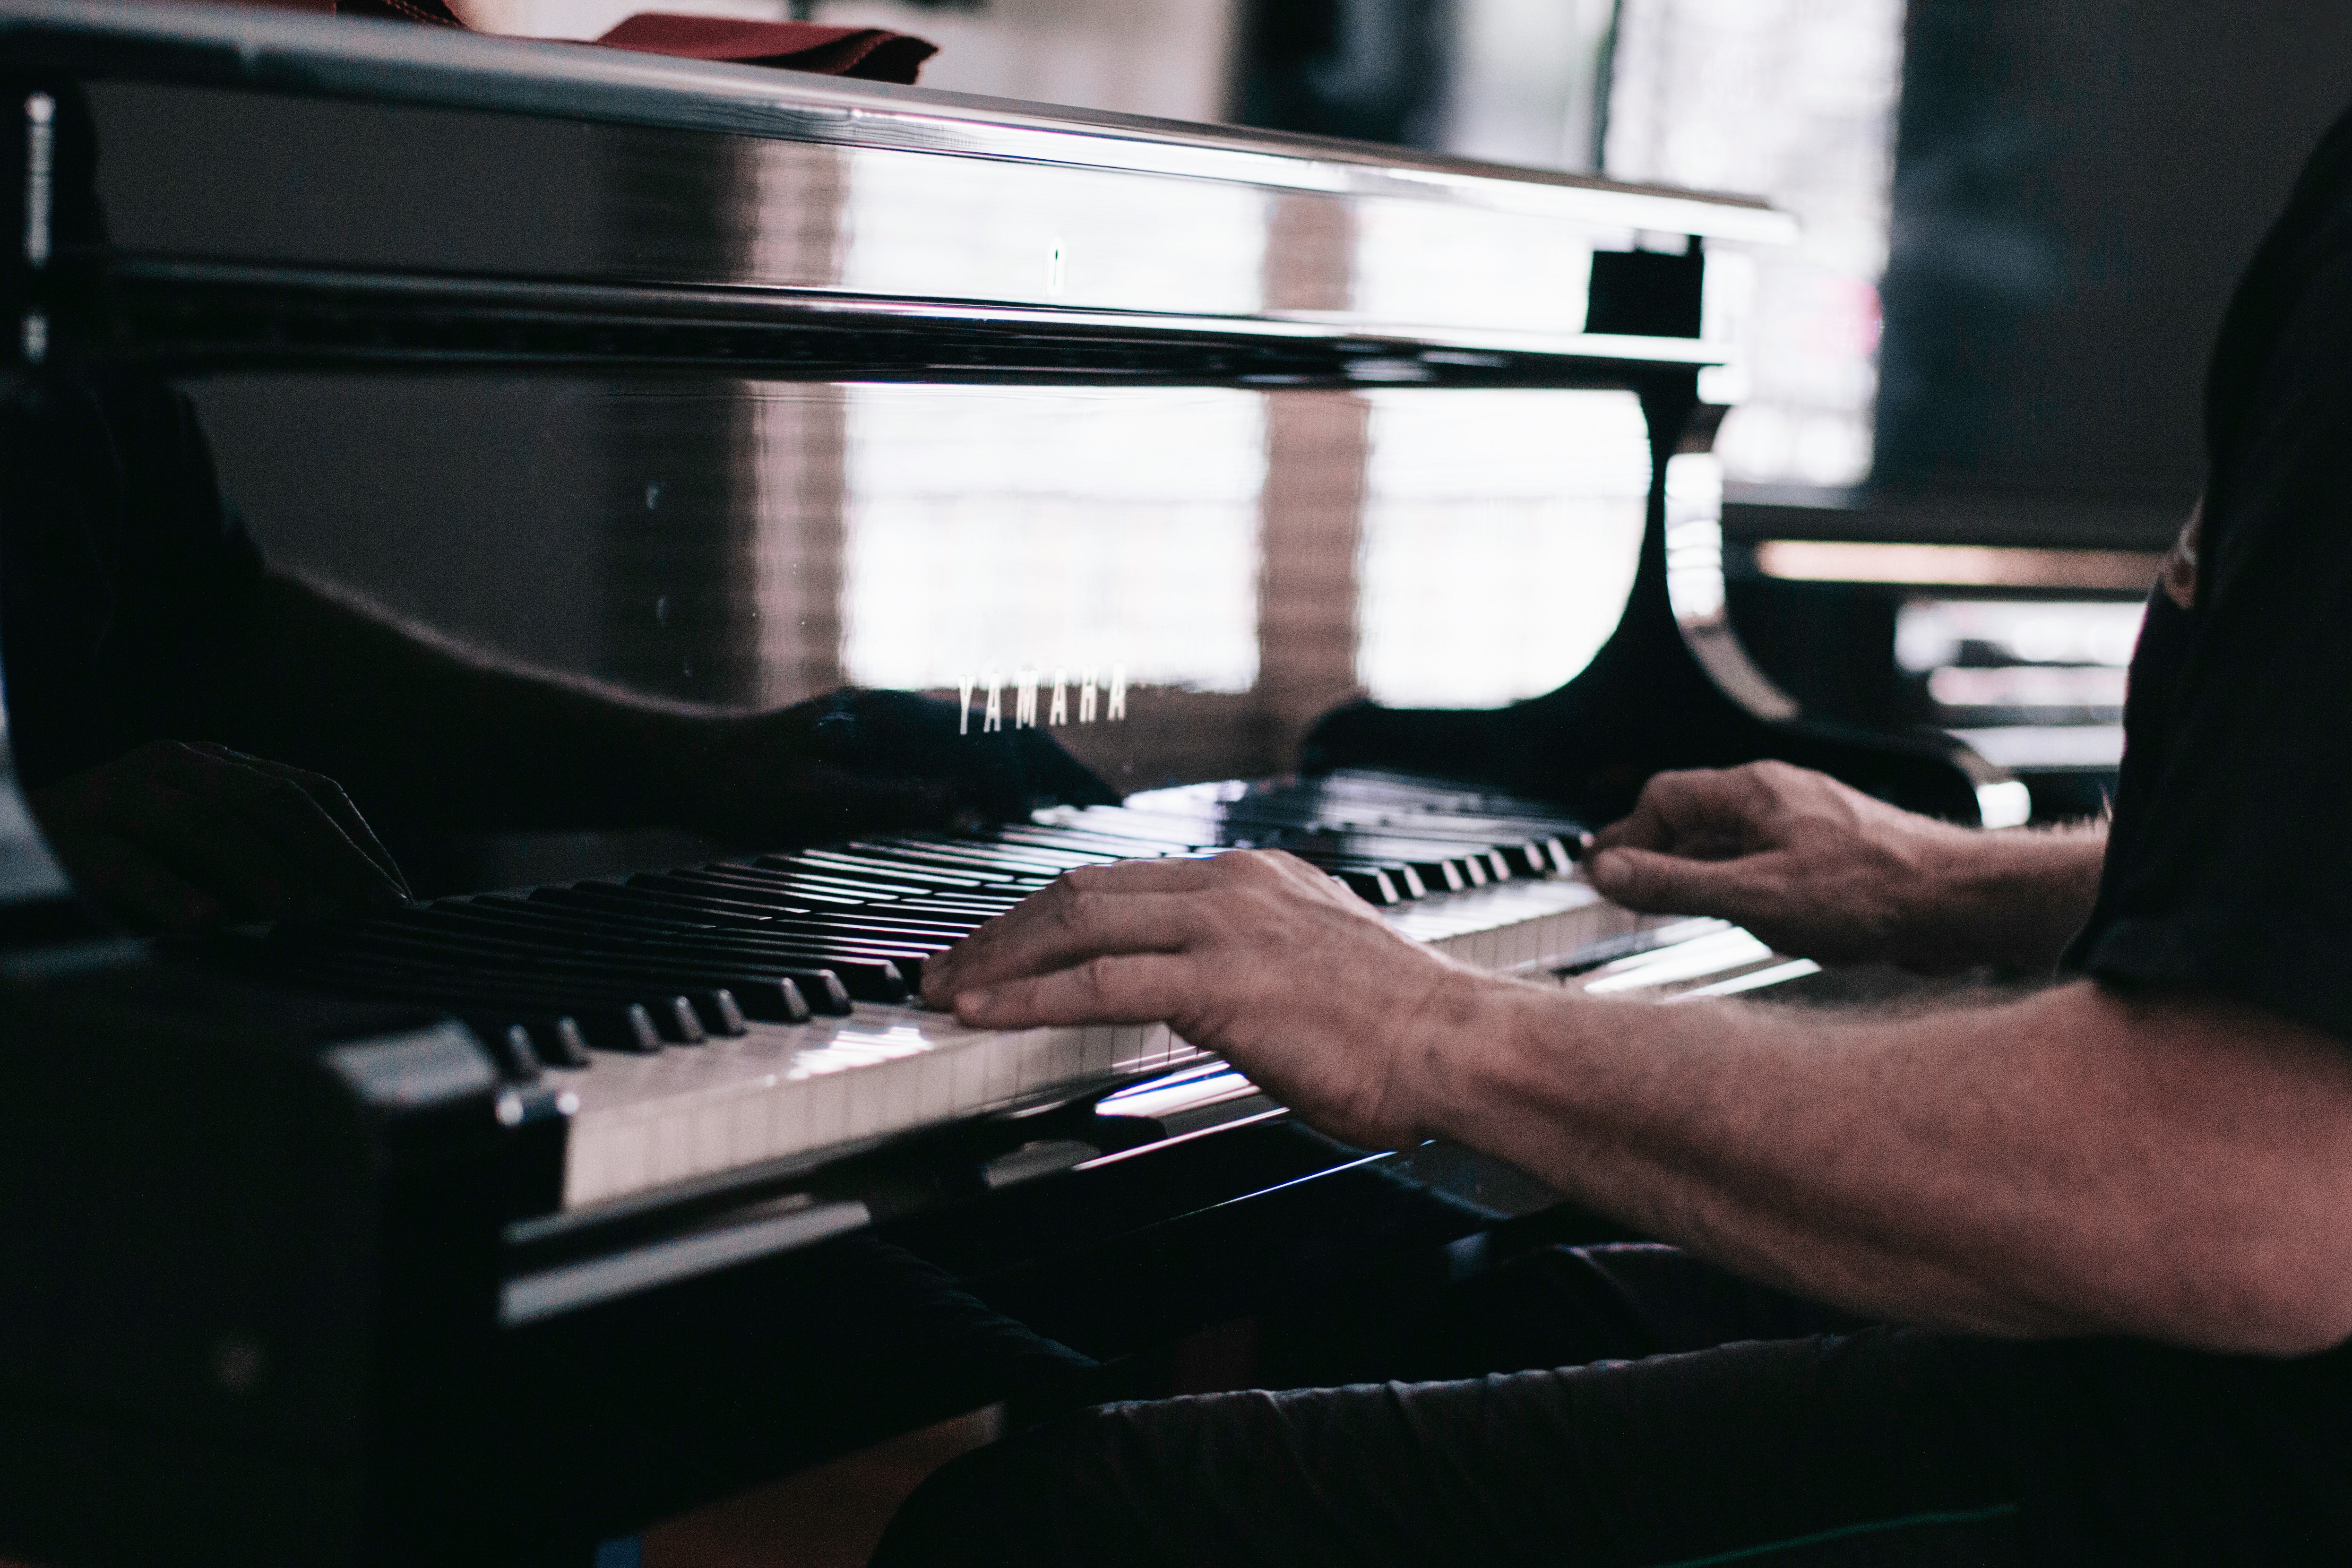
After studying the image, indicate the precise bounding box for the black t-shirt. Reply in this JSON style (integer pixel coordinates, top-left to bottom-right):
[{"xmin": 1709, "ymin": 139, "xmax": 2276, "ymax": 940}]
[
  {"xmin": 2065, "ymin": 99, "xmax": 2352, "ymax": 1043},
  {"xmin": 2024, "ymin": 107, "xmax": 2352, "ymax": 1560}
]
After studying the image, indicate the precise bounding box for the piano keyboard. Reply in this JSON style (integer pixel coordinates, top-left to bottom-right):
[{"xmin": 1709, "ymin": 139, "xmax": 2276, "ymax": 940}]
[{"xmin": 219, "ymin": 772, "xmax": 1711, "ymax": 1214}]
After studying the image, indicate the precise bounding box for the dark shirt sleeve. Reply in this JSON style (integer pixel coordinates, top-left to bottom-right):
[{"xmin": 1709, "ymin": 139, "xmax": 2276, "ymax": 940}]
[
  {"xmin": 2070, "ymin": 220, "xmax": 2352, "ymax": 1042},
  {"xmin": 0, "ymin": 368, "xmax": 265, "ymax": 792}
]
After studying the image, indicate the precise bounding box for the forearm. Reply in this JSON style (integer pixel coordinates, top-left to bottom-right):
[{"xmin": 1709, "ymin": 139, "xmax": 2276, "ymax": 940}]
[
  {"xmin": 1422, "ymin": 975, "xmax": 2352, "ymax": 1353},
  {"xmin": 1906, "ymin": 820, "xmax": 2108, "ymax": 970}
]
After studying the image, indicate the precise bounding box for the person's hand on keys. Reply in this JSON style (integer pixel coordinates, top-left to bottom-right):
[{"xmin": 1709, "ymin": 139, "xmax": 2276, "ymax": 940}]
[
  {"xmin": 28, "ymin": 740, "xmax": 412, "ymax": 932},
  {"xmin": 921, "ymin": 848, "xmax": 1493, "ymax": 1150},
  {"xmin": 1581, "ymin": 761, "xmax": 1984, "ymax": 970}
]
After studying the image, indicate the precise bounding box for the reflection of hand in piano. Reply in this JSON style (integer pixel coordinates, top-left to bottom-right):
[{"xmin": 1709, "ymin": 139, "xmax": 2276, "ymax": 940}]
[
  {"xmin": 689, "ymin": 689, "xmax": 1118, "ymax": 846},
  {"xmin": 26, "ymin": 739, "xmax": 412, "ymax": 931},
  {"xmin": 246, "ymin": 575, "xmax": 1115, "ymax": 848},
  {"xmin": 922, "ymin": 847, "xmax": 1485, "ymax": 1151}
]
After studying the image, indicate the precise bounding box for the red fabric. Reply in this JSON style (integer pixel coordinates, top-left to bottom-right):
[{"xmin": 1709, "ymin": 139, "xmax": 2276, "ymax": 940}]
[
  {"xmin": 596, "ymin": 14, "xmax": 936, "ymax": 84},
  {"xmin": 334, "ymin": 2, "xmax": 936, "ymax": 84},
  {"xmin": 339, "ymin": 0, "xmax": 464, "ymax": 22}
]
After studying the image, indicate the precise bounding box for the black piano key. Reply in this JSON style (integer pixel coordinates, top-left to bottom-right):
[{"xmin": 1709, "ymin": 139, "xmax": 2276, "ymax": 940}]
[
  {"xmin": 706, "ymin": 859, "xmax": 1028, "ymax": 904},
  {"xmin": 1013, "ymin": 830, "xmax": 1202, "ymax": 858},
  {"xmin": 291, "ymin": 916, "xmax": 759, "ymax": 1037},
  {"xmin": 693, "ymin": 897, "xmax": 982, "ymax": 937},
  {"xmin": 500, "ymin": 890, "xmax": 947, "ymax": 962},
  {"xmin": 691, "ymin": 873, "xmax": 885, "ymax": 907},
  {"xmin": 1266, "ymin": 851, "xmax": 1403, "ymax": 905},
  {"xmin": 868, "ymin": 905, "xmax": 1013, "ymax": 927},
  {"xmin": 515, "ymin": 1015, "xmax": 594, "ymax": 1068},
  {"xmin": 273, "ymin": 956, "xmax": 667, "ymax": 1053},
  {"xmin": 1054, "ymin": 810, "xmax": 1225, "ymax": 848},
  {"xmin": 1331, "ymin": 866, "xmax": 1401, "ymax": 905},
  {"xmin": 875, "ymin": 885, "xmax": 1020, "ymax": 901},
  {"xmin": 655, "ymin": 993, "xmax": 710, "ymax": 1044},
  {"xmin": 638, "ymin": 868, "xmax": 933, "ymax": 914},
  {"xmin": 472, "ymin": 1020, "xmax": 548, "ymax": 1079},
  {"xmin": 416, "ymin": 901, "xmax": 870, "ymax": 1010},
  {"xmin": 274, "ymin": 921, "xmax": 728, "ymax": 1034},
  {"xmin": 567, "ymin": 881, "xmax": 810, "ymax": 924},
  {"xmin": 625, "ymin": 871, "xmax": 835, "ymax": 911},
  {"xmin": 681, "ymin": 868, "xmax": 999, "ymax": 926},
  {"xmin": 845, "ymin": 839, "xmax": 1074, "ymax": 878},
  {"xmin": 718, "ymin": 915, "xmax": 963, "ymax": 951},
  {"xmin": 540, "ymin": 888, "xmax": 928, "ymax": 963},
  {"xmin": 313, "ymin": 944, "xmax": 717, "ymax": 1045},
  {"xmin": 988, "ymin": 827, "xmax": 1156, "ymax": 860},
  {"xmin": 882, "ymin": 895, "xmax": 1022, "ymax": 916},
  {"xmin": 787, "ymin": 849, "xmax": 994, "ymax": 887},
  {"xmin": 198, "ymin": 935, "xmax": 596, "ymax": 1063},
  {"xmin": 731, "ymin": 863, "xmax": 937, "ymax": 899},
  {"xmin": 1286, "ymin": 831, "xmax": 1494, "ymax": 894},
  {"xmin": 470, "ymin": 896, "xmax": 906, "ymax": 1003},
  {"xmin": 1428, "ymin": 858, "xmax": 1474, "ymax": 892},
  {"xmin": 359, "ymin": 906, "xmax": 816, "ymax": 1024},
  {"xmin": 1345, "ymin": 819, "xmax": 1572, "ymax": 876},
  {"xmin": 449, "ymin": 1014, "xmax": 586, "ymax": 1073}
]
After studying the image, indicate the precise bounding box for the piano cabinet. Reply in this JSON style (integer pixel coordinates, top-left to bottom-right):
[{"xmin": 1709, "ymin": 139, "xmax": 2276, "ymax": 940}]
[{"xmin": 0, "ymin": 4, "xmax": 2005, "ymax": 1562}]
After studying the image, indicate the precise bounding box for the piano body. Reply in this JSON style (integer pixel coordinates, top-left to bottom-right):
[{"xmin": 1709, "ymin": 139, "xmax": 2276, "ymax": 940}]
[{"xmin": 0, "ymin": 4, "xmax": 2013, "ymax": 1562}]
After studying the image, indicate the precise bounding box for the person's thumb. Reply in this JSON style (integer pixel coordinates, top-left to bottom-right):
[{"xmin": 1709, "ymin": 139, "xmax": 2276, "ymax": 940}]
[{"xmin": 1585, "ymin": 846, "xmax": 1763, "ymax": 921}]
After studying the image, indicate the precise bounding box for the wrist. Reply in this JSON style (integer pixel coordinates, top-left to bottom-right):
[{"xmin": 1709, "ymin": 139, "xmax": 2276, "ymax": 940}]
[
  {"xmin": 1414, "ymin": 970, "xmax": 1569, "ymax": 1146},
  {"xmin": 1906, "ymin": 821, "xmax": 2106, "ymax": 970}
]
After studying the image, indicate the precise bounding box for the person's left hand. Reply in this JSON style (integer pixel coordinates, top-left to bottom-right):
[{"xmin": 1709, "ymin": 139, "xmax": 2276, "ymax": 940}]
[{"xmin": 919, "ymin": 849, "xmax": 1492, "ymax": 1149}]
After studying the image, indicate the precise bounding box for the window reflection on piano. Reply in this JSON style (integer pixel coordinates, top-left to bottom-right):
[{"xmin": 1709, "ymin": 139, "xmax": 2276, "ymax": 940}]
[
  {"xmin": 836, "ymin": 386, "xmax": 1266, "ymax": 700},
  {"xmin": 1356, "ymin": 388, "xmax": 1648, "ymax": 706},
  {"xmin": 94, "ymin": 375, "xmax": 1663, "ymax": 892},
  {"xmin": 1350, "ymin": 199, "xmax": 1597, "ymax": 334}
]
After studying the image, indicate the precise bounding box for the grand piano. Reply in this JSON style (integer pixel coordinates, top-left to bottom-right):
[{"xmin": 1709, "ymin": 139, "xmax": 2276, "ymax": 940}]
[{"xmin": 0, "ymin": 5, "xmax": 2018, "ymax": 1563}]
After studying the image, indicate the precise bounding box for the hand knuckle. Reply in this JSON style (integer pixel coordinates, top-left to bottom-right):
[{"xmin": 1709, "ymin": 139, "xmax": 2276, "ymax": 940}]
[{"xmin": 1077, "ymin": 955, "xmax": 1120, "ymax": 997}]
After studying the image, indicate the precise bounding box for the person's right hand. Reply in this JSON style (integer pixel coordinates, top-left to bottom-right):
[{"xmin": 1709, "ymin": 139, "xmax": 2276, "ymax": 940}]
[
  {"xmin": 1582, "ymin": 761, "xmax": 1981, "ymax": 969},
  {"xmin": 26, "ymin": 741, "xmax": 412, "ymax": 933}
]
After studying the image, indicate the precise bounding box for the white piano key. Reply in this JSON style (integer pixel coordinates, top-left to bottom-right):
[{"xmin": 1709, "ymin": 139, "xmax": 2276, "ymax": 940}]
[
  {"xmin": 950, "ymin": 1034, "xmax": 989, "ymax": 1111},
  {"xmin": 768, "ymin": 1063, "xmax": 809, "ymax": 1161},
  {"xmin": 804, "ymin": 1069, "xmax": 848, "ymax": 1150},
  {"xmin": 916, "ymin": 1041, "xmax": 955, "ymax": 1122},
  {"xmin": 728, "ymin": 1093, "xmax": 770, "ymax": 1169},
  {"xmin": 982, "ymin": 1027, "xmax": 1018, "ymax": 1107},
  {"xmin": 690, "ymin": 1101, "xmax": 732, "ymax": 1177}
]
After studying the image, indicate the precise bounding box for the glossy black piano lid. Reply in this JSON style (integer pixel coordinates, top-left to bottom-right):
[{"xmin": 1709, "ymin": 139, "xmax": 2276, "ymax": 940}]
[{"xmin": 0, "ymin": 0, "xmax": 1786, "ymax": 895}]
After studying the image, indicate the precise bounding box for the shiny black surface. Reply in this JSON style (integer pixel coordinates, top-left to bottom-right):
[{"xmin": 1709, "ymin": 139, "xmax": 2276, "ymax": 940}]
[{"xmin": 0, "ymin": 9, "xmax": 1997, "ymax": 1563}]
